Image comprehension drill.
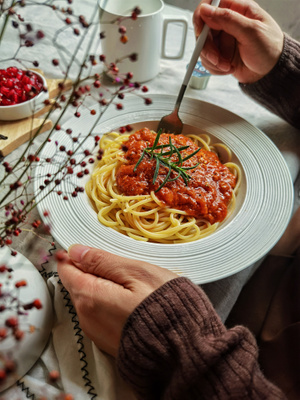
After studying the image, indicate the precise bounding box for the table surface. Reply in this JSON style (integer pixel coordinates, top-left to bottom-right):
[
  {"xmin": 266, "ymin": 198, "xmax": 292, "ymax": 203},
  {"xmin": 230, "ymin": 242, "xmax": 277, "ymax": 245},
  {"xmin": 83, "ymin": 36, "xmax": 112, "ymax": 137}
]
[{"xmin": 0, "ymin": 2, "xmax": 299, "ymax": 399}]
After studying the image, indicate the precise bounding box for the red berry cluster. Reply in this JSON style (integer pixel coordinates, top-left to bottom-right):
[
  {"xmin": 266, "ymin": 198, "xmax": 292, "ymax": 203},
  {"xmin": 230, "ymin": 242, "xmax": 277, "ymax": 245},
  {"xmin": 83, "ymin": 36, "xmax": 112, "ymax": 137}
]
[
  {"xmin": 0, "ymin": 268, "xmax": 43, "ymax": 344},
  {"xmin": 131, "ymin": 6, "xmax": 142, "ymax": 20},
  {"xmin": 99, "ymin": 6, "xmax": 141, "ymax": 44},
  {"xmin": 2, "ymin": 203, "xmax": 25, "ymax": 246},
  {"xmin": 0, "ymin": 357, "xmax": 16, "ymax": 385},
  {"xmin": 0, "ymin": 67, "xmax": 44, "ymax": 106},
  {"xmin": 119, "ymin": 125, "xmax": 133, "ymax": 134},
  {"xmin": 33, "ymin": 131, "xmax": 101, "ymax": 203},
  {"xmin": 0, "ymin": 2, "xmax": 154, "ymax": 253}
]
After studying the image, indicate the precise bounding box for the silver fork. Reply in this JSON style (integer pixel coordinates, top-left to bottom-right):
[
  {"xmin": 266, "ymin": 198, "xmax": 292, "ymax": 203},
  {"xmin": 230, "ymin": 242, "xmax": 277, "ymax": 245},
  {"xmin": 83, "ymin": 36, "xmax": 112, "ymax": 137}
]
[{"xmin": 157, "ymin": 0, "xmax": 220, "ymax": 135}]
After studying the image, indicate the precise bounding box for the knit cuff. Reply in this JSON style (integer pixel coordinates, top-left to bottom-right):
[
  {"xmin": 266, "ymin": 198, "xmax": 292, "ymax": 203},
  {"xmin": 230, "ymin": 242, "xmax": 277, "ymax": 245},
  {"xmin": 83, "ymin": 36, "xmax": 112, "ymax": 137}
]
[
  {"xmin": 116, "ymin": 277, "xmax": 285, "ymax": 400},
  {"xmin": 116, "ymin": 277, "xmax": 225, "ymax": 397},
  {"xmin": 239, "ymin": 34, "xmax": 300, "ymax": 128}
]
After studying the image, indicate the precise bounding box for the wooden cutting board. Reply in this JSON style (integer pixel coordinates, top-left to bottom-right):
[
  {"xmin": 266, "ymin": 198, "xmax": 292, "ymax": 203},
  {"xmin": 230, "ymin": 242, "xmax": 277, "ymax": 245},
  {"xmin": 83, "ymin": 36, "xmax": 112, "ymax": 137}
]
[{"xmin": 0, "ymin": 71, "xmax": 72, "ymax": 158}]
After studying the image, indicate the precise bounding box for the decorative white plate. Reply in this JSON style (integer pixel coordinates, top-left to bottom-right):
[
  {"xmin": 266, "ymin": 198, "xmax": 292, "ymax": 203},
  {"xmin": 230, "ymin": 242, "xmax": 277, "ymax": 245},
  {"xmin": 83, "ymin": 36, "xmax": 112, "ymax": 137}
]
[
  {"xmin": 34, "ymin": 95, "xmax": 293, "ymax": 284},
  {"xmin": 0, "ymin": 246, "xmax": 53, "ymax": 392}
]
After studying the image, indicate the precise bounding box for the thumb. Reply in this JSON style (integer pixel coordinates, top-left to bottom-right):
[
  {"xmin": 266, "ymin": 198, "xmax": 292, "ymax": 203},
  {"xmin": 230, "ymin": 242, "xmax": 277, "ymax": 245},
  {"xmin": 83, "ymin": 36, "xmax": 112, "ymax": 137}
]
[
  {"xmin": 68, "ymin": 244, "xmax": 178, "ymax": 290},
  {"xmin": 68, "ymin": 244, "xmax": 128, "ymax": 284},
  {"xmin": 68, "ymin": 244, "xmax": 156, "ymax": 286},
  {"xmin": 200, "ymin": 3, "xmax": 254, "ymax": 43}
]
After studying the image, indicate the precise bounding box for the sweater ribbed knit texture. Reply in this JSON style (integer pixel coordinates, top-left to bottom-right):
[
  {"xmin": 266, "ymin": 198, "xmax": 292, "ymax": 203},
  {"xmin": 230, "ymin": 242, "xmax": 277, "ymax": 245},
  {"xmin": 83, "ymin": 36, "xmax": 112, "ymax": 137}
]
[
  {"xmin": 117, "ymin": 277, "xmax": 286, "ymax": 399},
  {"xmin": 240, "ymin": 34, "xmax": 300, "ymax": 128}
]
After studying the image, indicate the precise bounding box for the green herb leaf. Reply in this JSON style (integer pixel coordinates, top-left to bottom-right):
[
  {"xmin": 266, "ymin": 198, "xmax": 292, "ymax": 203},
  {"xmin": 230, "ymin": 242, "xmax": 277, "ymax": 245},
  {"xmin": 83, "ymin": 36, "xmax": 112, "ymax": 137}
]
[
  {"xmin": 155, "ymin": 166, "xmax": 172, "ymax": 192},
  {"xmin": 133, "ymin": 148, "xmax": 146, "ymax": 172},
  {"xmin": 153, "ymin": 157, "xmax": 160, "ymax": 184},
  {"xmin": 133, "ymin": 131, "xmax": 201, "ymax": 192},
  {"xmin": 181, "ymin": 162, "xmax": 200, "ymax": 170},
  {"xmin": 182, "ymin": 147, "xmax": 201, "ymax": 162},
  {"xmin": 151, "ymin": 129, "xmax": 162, "ymax": 153}
]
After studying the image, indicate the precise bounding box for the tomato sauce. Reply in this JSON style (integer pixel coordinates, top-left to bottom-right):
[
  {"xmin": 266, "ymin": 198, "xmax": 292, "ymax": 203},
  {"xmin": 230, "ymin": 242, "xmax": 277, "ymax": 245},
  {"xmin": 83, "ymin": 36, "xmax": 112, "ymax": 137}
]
[{"xmin": 116, "ymin": 128, "xmax": 236, "ymax": 224}]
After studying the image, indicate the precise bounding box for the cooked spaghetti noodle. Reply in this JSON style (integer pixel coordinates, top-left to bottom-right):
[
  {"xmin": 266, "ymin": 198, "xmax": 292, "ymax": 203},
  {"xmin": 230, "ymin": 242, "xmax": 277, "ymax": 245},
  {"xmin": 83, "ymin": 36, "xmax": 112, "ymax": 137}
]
[{"xmin": 85, "ymin": 128, "xmax": 241, "ymax": 243}]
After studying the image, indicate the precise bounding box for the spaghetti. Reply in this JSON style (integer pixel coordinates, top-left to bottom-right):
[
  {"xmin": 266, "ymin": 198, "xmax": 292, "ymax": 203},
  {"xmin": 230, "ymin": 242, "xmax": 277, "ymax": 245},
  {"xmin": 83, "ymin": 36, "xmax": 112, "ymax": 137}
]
[{"xmin": 85, "ymin": 128, "xmax": 241, "ymax": 243}]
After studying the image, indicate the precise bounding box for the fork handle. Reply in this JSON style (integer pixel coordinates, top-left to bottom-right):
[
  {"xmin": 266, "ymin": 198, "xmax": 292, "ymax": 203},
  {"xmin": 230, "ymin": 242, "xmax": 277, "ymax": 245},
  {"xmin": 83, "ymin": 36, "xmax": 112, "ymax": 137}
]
[{"xmin": 174, "ymin": 0, "xmax": 220, "ymax": 111}]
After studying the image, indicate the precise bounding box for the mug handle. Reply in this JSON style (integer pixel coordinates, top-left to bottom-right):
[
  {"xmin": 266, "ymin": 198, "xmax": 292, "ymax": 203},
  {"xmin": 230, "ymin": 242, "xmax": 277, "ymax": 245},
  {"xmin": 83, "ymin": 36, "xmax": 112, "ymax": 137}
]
[{"xmin": 161, "ymin": 16, "xmax": 188, "ymax": 60}]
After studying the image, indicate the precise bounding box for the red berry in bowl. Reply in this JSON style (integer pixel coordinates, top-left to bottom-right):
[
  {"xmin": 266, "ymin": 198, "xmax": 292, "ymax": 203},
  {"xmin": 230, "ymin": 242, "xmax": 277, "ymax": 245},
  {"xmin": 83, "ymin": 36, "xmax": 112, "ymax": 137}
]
[
  {"xmin": 0, "ymin": 67, "xmax": 49, "ymax": 120},
  {"xmin": 0, "ymin": 67, "xmax": 44, "ymax": 105}
]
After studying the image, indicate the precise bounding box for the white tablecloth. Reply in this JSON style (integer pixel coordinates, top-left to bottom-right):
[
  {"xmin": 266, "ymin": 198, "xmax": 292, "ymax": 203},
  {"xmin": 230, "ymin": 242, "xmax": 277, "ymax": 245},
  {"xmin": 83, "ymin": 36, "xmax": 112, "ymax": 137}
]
[{"xmin": 1, "ymin": 1, "xmax": 299, "ymax": 399}]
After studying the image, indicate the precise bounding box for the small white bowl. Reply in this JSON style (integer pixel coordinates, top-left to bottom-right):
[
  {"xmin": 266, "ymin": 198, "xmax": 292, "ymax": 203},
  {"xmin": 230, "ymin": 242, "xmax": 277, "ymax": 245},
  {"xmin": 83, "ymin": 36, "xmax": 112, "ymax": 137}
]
[{"xmin": 0, "ymin": 70, "xmax": 49, "ymax": 121}]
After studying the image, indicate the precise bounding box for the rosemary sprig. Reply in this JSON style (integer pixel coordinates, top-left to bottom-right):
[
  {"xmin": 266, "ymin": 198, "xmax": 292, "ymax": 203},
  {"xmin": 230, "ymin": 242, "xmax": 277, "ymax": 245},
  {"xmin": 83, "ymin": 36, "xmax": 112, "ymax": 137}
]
[{"xmin": 133, "ymin": 130, "xmax": 200, "ymax": 192}]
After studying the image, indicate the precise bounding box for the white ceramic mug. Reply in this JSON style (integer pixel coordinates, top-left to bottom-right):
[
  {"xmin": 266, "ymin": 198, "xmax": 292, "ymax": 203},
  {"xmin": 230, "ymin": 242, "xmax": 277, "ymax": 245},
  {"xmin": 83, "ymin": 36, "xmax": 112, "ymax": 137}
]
[{"xmin": 99, "ymin": 0, "xmax": 188, "ymax": 82}]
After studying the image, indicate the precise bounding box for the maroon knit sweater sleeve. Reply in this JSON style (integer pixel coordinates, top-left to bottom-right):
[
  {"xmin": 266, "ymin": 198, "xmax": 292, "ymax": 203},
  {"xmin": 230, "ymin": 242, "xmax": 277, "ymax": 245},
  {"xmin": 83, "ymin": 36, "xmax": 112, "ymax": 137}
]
[
  {"xmin": 239, "ymin": 34, "xmax": 300, "ymax": 128},
  {"xmin": 117, "ymin": 277, "xmax": 286, "ymax": 400}
]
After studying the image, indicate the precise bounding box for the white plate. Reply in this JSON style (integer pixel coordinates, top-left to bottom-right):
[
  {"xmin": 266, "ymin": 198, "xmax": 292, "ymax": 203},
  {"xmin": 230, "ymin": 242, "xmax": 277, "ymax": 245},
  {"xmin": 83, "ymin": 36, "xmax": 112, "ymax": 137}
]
[
  {"xmin": 0, "ymin": 246, "xmax": 53, "ymax": 392},
  {"xmin": 34, "ymin": 95, "xmax": 293, "ymax": 284}
]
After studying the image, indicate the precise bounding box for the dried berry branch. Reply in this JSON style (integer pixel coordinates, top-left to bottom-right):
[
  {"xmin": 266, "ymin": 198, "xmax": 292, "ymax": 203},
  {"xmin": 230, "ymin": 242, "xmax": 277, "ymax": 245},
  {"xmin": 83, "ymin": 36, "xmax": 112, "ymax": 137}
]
[
  {"xmin": 0, "ymin": 0, "xmax": 151, "ymax": 249},
  {"xmin": 0, "ymin": 1, "xmax": 152, "ymax": 393}
]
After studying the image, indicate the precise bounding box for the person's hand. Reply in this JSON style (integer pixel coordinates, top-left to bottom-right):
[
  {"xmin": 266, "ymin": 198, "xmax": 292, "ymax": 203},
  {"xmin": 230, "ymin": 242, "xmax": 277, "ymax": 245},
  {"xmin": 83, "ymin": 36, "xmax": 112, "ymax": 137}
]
[
  {"xmin": 57, "ymin": 245, "xmax": 177, "ymax": 357},
  {"xmin": 193, "ymin": 0, "xmax": 284, "ymax": 83}
]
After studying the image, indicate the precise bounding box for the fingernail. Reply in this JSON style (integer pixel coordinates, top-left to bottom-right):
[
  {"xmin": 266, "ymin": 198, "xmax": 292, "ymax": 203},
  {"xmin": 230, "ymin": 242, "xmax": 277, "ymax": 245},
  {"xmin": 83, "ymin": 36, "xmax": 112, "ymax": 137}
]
[
  {"xmin": 218, "ymin": 60, "xmax": 231, "ymax": 72},
  {"xmin": 207, "ymin": 52, "xmax": 218, "ymax": 66},
  {"xmin": 68, "ymin": 244, "xmax": 90, "ymax": 263},
  {"xmin": 55, "ymin": 250, "xmax": 68, "ymax": 262}
]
